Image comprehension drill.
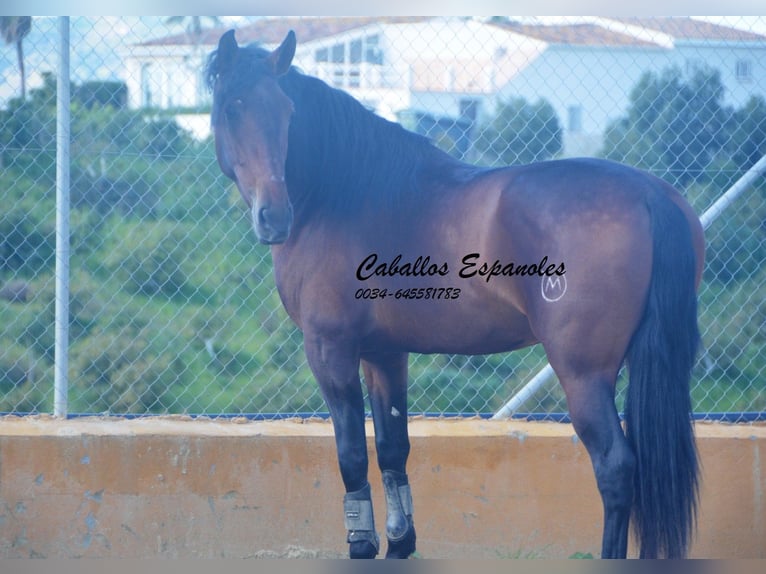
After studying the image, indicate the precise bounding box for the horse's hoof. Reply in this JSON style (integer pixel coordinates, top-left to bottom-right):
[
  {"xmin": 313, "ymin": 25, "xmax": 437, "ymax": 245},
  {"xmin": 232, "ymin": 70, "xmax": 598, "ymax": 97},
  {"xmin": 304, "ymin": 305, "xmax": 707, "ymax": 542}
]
[
  {"xmin": 385, "ymin": 525, "xmax": 416, "ymax": 559},
  {"xmin": 349, "ymin": 539, "xmax": 378, "ymax": 559}
]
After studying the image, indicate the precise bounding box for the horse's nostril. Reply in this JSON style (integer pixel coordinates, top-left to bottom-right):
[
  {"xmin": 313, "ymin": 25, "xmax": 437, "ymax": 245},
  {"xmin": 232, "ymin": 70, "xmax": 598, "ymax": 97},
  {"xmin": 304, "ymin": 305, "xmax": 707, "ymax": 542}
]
[{"xmin": 257, "ymin": 206, "xmax": 269, "ymax": 227}]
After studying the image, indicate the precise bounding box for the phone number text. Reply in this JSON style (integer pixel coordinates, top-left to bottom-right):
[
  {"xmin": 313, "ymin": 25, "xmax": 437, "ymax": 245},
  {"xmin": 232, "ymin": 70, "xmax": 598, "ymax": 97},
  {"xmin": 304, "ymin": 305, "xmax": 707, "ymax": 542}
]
[{"xmin": 354, "ymin": 287, "xmax": 461, "ymax": 301}]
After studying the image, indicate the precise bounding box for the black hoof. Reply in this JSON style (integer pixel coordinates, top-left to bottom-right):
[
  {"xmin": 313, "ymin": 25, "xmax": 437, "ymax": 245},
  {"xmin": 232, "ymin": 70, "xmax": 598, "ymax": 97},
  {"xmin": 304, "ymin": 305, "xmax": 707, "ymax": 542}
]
[
  {"xmin": 349, "ymin": 539, "xmax": 378, "ymax": 559},
  {"xmin": 385, "ymin": 524, "xmax": 416, "ymax": 559}
]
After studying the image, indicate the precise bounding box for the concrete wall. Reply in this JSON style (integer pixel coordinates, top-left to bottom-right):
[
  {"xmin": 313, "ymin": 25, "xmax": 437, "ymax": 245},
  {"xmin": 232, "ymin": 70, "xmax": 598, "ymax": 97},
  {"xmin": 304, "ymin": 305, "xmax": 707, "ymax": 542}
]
[{"xmin": 0, "ymin": 417, "xmax": 763, "ymax": 559}]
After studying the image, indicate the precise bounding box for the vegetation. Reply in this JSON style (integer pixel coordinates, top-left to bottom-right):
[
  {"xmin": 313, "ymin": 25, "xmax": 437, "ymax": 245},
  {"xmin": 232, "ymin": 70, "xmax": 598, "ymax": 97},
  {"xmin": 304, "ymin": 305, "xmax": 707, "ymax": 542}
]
[
  {"xmin": 604, "ymin": 66, "xmax": 733, "ymax": 186},
  {"xmin": 0, "ymin": 78, "xmax": 297, "ymax": 414},
  {"xmin": 474, "ymin": 96, "xmax": 562, "ymax": 165},
  {"xmin": 1, "ymin": 65, "xmax": 764, "ymax": 415}
]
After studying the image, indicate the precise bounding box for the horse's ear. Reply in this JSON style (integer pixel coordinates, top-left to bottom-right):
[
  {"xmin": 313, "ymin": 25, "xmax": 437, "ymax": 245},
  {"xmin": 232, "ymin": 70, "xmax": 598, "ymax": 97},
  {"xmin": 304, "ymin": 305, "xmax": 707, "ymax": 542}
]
[
  {"xmin": 268, "ymin": 30, "xmax": 296, "ymax": 76},
  {"xmin": 216, "ymin": 30, "xmax": 239, "ymax": 75}
]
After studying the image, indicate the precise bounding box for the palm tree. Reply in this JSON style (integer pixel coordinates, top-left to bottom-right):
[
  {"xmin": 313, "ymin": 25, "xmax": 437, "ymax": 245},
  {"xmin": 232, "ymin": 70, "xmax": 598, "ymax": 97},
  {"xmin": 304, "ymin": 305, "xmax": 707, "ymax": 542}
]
[{"xmin": 0, "ymin": 16, "xmax": 32, "ymax": 100}]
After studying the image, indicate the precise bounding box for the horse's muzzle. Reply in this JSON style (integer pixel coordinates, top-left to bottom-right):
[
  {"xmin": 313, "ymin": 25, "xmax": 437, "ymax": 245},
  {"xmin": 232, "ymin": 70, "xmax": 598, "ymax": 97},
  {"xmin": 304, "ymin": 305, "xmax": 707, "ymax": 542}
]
[{"xmin": 252, "ymin": 200, "xmax": 293, "ymax": 244}]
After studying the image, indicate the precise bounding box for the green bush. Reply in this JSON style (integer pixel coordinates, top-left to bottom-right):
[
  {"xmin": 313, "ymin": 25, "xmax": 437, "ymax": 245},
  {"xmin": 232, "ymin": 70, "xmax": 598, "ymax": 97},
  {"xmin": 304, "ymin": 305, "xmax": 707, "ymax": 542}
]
[
  {"xmin": 686, "ymin": 176, "xmax": 766, "ymax": 284},
  {"xmin": 602, "ymin": 66, "xmax": 731, "ymax": 186},
  {"xmin": 0, "ymin": 202, "xmax": 55, "ymax": 275},
  {"xmin": 0, "ymin": 73, "xmax": 56, "ymax": 179},
  {"xmin": 0, "ymin": 342, "xmax": 35, "ymax": 392},
  {"xmin": 698, "ymin": 270, "xmax": 766, "ymax": 382},
  {"xmin": 0, "ymin": 169, "xmax": 56, "ymax": 276},
  {"xmin": 102, "ymin": 219, "xmax": 199, "ymax": 298},
  {"xmin": 730, "ymin": 95, "xmax": 766, "ymax": 170},
  {"xmin": 11, "ymin": 271, "xmax": 105, "ymax": 361},
  {"xmin": 69, "ymin": 325, "xmax": 188, "ymax": 414},
  {"xmin": 0, "ymin": 339, "xmax": 48, "ymax": 413},
  {"xmin": 474, "ymin": 96, "xmax": 562, "ymax": 166},
  {"xmin": 73, "ymin": 80, "xmax": 128, "ymax": 109}
]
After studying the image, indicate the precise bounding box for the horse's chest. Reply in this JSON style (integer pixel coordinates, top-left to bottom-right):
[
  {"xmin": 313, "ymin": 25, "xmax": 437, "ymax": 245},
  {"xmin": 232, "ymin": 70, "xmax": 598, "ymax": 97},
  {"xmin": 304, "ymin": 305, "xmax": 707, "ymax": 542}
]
[{"xmin": 272, "ymin": 250, "xmax": 362, "ymax": 333}]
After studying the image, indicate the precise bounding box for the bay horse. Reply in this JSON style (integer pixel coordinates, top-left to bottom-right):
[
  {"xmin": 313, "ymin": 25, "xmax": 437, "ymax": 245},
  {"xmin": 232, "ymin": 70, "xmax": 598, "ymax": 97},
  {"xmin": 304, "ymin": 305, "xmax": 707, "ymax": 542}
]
[{"xmin": 206, "ymin": 30, "xmax": 705, "ymax": 559}]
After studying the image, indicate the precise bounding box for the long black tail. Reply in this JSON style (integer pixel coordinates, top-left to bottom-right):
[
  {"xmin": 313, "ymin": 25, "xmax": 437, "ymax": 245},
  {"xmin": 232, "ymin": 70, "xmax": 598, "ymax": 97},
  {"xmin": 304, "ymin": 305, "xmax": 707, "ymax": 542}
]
[{"xmin": 625, "ymin": 189, "xmax": 701, "ymax": 558}]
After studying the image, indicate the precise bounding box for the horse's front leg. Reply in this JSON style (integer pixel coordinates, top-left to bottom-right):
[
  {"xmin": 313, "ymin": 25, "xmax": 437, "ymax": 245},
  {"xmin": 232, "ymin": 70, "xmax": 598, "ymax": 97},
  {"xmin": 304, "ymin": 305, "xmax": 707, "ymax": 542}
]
[
  {"xmin": 304, "ymin": 334, "xmax": 379, "ymax": 559},
  {"xmin": 362, "ymin": 352, "xmax": 416, "ymax": 559}
]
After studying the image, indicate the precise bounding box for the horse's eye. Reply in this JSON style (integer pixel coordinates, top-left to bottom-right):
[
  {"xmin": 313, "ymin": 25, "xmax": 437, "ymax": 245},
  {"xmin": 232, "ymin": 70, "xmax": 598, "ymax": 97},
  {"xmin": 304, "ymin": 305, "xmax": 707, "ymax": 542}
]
[{"xmin": 225, "ymin": 99, "xmax": 243, "ymax": 119}]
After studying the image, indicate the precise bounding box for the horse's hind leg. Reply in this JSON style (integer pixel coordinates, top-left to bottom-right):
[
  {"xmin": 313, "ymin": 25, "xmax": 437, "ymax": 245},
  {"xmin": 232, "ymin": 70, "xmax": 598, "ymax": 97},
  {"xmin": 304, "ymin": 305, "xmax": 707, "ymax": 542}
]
[
  {"xmin": 362, "ymin": 352, "xmax": 417, "ymax": 559},
  {"xmin": 559, "ymin": 372, "xmax": 636, "ymax": 559}
]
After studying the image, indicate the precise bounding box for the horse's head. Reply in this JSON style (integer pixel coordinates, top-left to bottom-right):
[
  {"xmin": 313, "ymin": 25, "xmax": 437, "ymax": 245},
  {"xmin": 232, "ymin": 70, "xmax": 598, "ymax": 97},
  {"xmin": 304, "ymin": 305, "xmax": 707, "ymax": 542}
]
[{"xmin": 208, "ymin": 30, "xmax": 296, "ymax": 244}]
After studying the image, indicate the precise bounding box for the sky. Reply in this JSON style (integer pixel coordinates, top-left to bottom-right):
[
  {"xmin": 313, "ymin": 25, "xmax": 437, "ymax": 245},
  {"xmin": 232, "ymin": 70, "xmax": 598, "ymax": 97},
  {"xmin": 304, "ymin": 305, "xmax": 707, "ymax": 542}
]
[{"xmin": 1, "ymin": 15, "xmax": 766, "ymax": 109}]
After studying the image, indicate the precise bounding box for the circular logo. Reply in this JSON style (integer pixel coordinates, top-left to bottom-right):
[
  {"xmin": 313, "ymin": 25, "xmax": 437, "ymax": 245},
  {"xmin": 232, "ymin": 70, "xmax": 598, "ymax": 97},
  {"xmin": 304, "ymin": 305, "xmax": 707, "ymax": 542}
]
[{"xmin": 541, "ymin": 275, "xmax": 567, "ymax": 302}]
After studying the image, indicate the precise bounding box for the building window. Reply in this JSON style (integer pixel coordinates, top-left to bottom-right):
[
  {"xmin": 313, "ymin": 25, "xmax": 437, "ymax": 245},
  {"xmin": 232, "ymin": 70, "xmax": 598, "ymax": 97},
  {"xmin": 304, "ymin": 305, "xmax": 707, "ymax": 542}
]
[
  {"xmin": 331, "ymin": 43, "xmax": 345, "ymax": 64},
  {"xmin": 315, "ymin": 35, "xmax": 383, "ymax": 88},
  {"xmin": 348, "ymin": 69, "xmax": 361, "ymax": 88},
  {"xmin": 350, "ymin": 39, "xmax": 363, "ymax": 64},
  {"xmin": 365, "ymin": 35, "xmax": 383, "ymax": 65},
  {"xmin": 567, "ymin": 105, "xmax": 582, "ymax": 133},
  {"xmin": 736, "ymin": 59, "xmax": 752, "ymax": 82}
]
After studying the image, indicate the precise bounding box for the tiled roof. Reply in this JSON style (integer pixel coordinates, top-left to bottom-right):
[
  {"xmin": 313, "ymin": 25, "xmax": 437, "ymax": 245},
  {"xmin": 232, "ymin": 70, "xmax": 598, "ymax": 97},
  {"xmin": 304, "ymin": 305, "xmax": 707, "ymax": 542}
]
[
  {"xmin": 606, "ymin": 17, "xmax": 766, "ymax": 42},
  {"xmin": 138, "ymin": 16, "xmax": 766, "ymax": 50},
  {"xmin": 138, "ymin": 16, "xmax": 433, "ymax": 47},
  {"xmin": 490, "ymin": 21, "xmax": 659, "ymax": 47}
]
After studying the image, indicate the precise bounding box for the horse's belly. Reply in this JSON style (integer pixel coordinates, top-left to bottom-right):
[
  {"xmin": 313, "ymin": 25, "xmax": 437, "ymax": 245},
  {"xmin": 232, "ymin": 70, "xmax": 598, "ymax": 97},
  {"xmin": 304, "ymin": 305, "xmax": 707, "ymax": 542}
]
[{"xmin": 362, "ymin": 300, "xmax": 537, "ymax": 356}]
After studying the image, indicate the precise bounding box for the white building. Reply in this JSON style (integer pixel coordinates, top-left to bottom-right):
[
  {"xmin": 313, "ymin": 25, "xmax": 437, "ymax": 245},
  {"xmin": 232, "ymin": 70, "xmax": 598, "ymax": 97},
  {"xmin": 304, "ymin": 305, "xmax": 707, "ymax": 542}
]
[
  {"xmin": 491, "ymin": 17, "xmax": 766, "ymax": 155},
  {"xmin": 121, "ymin": 16, "xmax": 766, "ymax": 157}
]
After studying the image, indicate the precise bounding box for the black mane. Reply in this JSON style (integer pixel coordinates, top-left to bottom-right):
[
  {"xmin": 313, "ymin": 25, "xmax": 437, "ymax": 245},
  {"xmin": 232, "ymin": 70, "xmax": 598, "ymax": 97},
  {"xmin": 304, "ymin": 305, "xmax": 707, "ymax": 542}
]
[{"xmin": 206, "ymin": 43, "xmax": 477, "ymax": 219}]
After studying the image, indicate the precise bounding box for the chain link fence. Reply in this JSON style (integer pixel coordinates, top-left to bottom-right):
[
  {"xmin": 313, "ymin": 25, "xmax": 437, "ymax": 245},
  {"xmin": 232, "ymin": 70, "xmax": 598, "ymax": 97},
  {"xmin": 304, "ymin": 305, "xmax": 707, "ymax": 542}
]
[{"xmin": 1, "ymin": 16, "xmax": 765, "ymax": 418}]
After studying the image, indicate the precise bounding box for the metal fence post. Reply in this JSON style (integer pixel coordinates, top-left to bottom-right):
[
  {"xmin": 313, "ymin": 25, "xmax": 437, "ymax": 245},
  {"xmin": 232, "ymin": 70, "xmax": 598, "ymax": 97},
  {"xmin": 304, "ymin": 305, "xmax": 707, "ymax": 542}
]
[
  {"xmin": 491, "ymin": 364, "xmax": 555, "ymax": 420},
  {"xmin": 699, "ymin": 155, "xmax": 766, "ymax": 230},
  {"xmin": 54, "ymin": 16, "xmax": 71, "ymax": 418}
]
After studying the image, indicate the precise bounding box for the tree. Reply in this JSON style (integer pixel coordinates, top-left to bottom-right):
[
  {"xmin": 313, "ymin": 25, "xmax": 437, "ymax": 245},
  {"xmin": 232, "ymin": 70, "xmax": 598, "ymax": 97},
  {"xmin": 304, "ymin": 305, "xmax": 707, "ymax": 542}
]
[
  {"xmin": 602, "ymin": 66, "xmax": 731, "ymax": 187},
  {"xmin": 473, "ymin": 97, "xmax": 562, "ymax": 166},
  {"xmin": 0, "ymin": 71, "xmax": 57, "ymax": 178},
  {"xmin": 73, "ymin": 81, "xmax": 128, "ymax": 109},
  {"xmin": 0, "ymin": 16, "xmax": 32, "ymax": 100},
  {"xmin": 730, "ymin": 95, "xmax": 766, "ymax": 170}
]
